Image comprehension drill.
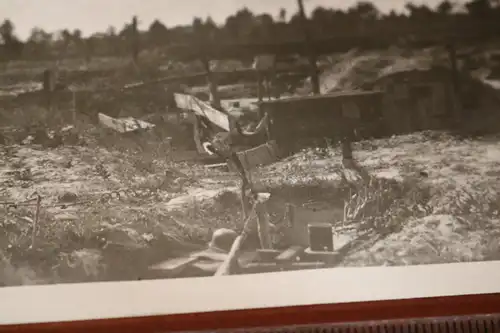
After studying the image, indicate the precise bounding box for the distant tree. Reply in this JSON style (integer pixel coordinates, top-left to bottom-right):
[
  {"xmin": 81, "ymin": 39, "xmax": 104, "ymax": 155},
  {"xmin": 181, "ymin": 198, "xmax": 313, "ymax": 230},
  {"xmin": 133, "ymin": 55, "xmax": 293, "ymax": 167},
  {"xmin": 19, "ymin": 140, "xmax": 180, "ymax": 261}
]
[
  {"xmin": 5, "ymin": 0, "xmax": 500, "ymax": 62},
  {"xmin": 279, "ymin": 8, "xmax": 287, "ymax": 22},
  {"xmin": 84, "ymin": 36, "xmax": 95, "ymax": 63},
  {"xmin": 347, "ymin": 1, "xmax": 380, "ymax": 34},
  {"xmin": 350, "ymin": 1, "xmax": 380, "ymax": 20},
  {"xmin": 148, "ymin": 19, "xmax": 169, "ymax": 46},
  {"xmin": 0, "ymin": 19, "xmax": 23, "ymax": 61},
  {"xmin": 465, "ymin": 0, "xmax": 494, "ymax": 18},
  {"xmin": 24, "ymin": 27, "xmax": 53, "ymax": 59},
  {"xmin": 0, "ymin": 19, "xmax": 15, "ymax": 42},
  {"xmin": 59, "ymin": 29, "xmax": 73, "ymax": 57},
  {"xmin": 192, "ymin": 17, "xmax": 204, "ymax": 36},
  {"xmin": 204, "ymin": 17, "xmax": 218, "ymax": 41},
  {"xmin": 223, "ymin": 8, "xmax": 256, "ymax": 42},
  {"xmin": 436, "ymin": 0, "xmax": 454, "ymax": 15},
  {"xmin": 405, "ymin": 2, "xmax": 436, "ymax": 21},
  {"xmin": 255, "ymin": 13, "xmax": 275, "ymax": 41},
  {"xmin": 311, "ymin": 7, "xmax": 332, "ymax": 37},
  {"xmin": 118, "ymin": 16, "xmax": 140, "ymax": 61},
  {"xmin": 71, "ymin": 29, "xmax": 83, "ymax": 56},
  {"xmin": 106, "ymin": 26, "xmax": 117, "ymax": 37}
]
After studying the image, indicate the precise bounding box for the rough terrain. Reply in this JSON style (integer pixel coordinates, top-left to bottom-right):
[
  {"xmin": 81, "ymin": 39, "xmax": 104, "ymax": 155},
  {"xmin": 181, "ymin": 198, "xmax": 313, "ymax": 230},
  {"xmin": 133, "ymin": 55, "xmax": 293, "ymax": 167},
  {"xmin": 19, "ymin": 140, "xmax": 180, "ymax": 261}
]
[
  {"xmin": 2, "ymin": 49, "xmax": 500, "ymax": 286},
  {"xmin": 2, "ymin": 129, "xmax": 500, "ymax": 285}
]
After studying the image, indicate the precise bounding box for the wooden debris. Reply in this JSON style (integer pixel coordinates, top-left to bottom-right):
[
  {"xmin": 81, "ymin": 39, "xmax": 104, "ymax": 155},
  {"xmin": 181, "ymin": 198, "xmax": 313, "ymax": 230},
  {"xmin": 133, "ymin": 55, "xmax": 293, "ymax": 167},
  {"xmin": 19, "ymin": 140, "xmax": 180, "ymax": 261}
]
[
  {"xmin": 235, "ymin": 141, "xmax": 279, "ymax": 171},
  {"xmin": 256, "ymin": 249, "xmax": 281, "ymax": 262},
  {"xmin": 174, "ymin": 93, "xmax": 230, "ymax": 131},
  {"xmin": 98, "ymin": 113, "xmax": 155, "ymax": 133},
  {"xmin": 276, "ymin": 246, "xmax": 305, "ymax": 262},
  {"xmin": 256, "ymin": 195, "xmax": 272, "ymax": 249}
]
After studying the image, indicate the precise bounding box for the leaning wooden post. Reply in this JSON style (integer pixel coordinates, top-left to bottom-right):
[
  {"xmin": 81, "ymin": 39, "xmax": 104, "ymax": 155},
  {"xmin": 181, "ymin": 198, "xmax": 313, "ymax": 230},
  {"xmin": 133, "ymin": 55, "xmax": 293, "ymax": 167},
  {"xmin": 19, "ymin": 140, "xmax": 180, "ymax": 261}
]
[
  {"xmin": 446, "ymin": 42, "xmax": 462, "ymax": 122},
  {"xmin": 215, "ymin": 193, "xmax": 270, "ymax": 276},
  {"xmin": 131, "ymin": 16, "xmax": 140, "ymax": 65},
  {"xmin": 255, "ymin": 193, "xmax": 272, "ymax": 249},
  {"xmin": 202, "ymin": 57, "xmax": 221, "ymax": 110},
  {"xmin": 254, "ymin": 61, "xmax": 264, "ymax": 102},
  {"xmin": 71, "ymin": 88, "xmax": 77, "ymax": 123},
  {"xmin": 42, "ymin": 68, "xmax": 55, "ymax": 112}
]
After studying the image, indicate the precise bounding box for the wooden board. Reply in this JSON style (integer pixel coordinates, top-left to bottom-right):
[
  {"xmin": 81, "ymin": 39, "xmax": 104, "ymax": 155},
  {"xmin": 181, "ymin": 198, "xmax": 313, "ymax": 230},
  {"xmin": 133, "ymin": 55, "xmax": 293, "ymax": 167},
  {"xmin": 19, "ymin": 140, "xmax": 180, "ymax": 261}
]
[
  {"xmin": 275, "ymin": 246, "xmax": 305, "ymax": 262},
  {"xmin": 236, "ymin": 141, "xmax": 279, "ymax": 171},
  {"xmin": 174, "ymin": 93, "xmax": 230, "ymax": 131}
]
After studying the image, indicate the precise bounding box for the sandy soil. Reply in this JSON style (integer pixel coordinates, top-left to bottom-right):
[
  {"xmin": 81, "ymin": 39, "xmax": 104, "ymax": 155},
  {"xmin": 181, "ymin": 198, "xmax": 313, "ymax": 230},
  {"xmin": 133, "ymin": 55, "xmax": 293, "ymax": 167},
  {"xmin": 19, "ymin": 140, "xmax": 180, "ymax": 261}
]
[
  {"xmin": 1, "ymin": 130, "xmax": 500, "ymax": 285},
  {"xmin": 2, "ymin": 48, "xmax": 500, "ymax": 285}
]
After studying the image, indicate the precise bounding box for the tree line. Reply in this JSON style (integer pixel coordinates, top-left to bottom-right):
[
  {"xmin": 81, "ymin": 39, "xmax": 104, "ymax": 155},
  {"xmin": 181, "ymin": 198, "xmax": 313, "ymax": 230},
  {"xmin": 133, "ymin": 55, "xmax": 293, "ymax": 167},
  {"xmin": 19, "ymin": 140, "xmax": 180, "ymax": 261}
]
[{"xmin": 1, "ymin": 0, "xmax": 500, "ymax": 63}]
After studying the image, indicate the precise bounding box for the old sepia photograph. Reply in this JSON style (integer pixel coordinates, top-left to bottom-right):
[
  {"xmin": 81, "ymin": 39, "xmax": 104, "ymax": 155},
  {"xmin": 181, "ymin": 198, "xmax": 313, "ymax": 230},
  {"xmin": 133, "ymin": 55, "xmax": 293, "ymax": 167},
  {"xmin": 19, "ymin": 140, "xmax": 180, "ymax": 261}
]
[{"xmin": 1, "ymin": 0, "xmax": 500, "ymax": 288}]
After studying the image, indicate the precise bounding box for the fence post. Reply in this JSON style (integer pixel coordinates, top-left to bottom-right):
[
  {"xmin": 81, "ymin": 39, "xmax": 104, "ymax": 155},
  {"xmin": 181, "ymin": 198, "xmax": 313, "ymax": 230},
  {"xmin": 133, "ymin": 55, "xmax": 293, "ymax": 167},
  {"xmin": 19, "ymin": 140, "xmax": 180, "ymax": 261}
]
[
  {"xmin": 256, "ymin": 198, "xmax": 272, "ymax": 249},
  {"xmin": 43, "ymin": 68, "xmax": 55, "ymax": 112},
  {"xmin": 202, "ymin": 57, "xmax": 221, "ymax": 109}
]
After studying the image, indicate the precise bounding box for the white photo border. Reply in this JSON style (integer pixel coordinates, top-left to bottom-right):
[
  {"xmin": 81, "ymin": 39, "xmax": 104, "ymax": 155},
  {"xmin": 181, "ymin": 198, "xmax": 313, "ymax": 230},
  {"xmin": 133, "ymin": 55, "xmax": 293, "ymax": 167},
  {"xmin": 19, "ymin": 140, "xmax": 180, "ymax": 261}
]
[{"xmin": 1, "ymin": 261, "xmax": 500, "ymax": 325}]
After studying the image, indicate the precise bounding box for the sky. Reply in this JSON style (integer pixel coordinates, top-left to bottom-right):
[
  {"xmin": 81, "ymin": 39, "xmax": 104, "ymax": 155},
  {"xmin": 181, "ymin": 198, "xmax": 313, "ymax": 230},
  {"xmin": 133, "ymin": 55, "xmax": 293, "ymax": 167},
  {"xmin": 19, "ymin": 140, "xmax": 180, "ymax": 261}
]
[{"xmin": 1, "ymin": 0, "xmax": 463, "ymax": 40}]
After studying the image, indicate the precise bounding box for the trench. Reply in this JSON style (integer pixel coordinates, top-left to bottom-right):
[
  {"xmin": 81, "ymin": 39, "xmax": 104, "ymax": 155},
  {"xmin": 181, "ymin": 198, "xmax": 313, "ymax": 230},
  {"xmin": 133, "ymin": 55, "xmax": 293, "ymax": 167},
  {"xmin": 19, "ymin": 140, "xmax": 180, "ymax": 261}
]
[{"xmin": 1, "ymin": 176, "xmax": 428, "ymax": 285}]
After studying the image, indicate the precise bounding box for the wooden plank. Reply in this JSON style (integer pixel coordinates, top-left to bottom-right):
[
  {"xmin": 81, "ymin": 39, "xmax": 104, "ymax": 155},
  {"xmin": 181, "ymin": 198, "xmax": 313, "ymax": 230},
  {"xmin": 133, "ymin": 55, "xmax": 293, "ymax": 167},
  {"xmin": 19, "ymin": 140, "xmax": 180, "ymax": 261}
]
[
  {"xmin": 275, "ymin": 246, "xmax": 305, "ymax": 262},
  {"xmin": 256, "ymin": 201, "xmax": 272, "ymax": 250},
  {"xmin": 174, "ymin": 93, "xmax": 230, "ymax": 131},
  {"xmin": 98, "ymin": 113, "xmax": 155, "ymax": 133},
  {"xmin": 149, "ymin": 256, "xmax": 200, "ymax": 278},
  {"xmin": 236, "ymin": 141, "xmax": 279, "ymax": 171},
  {"xmin": 303, "ymin": 248, "xmax": 339, "ymax": 265}
]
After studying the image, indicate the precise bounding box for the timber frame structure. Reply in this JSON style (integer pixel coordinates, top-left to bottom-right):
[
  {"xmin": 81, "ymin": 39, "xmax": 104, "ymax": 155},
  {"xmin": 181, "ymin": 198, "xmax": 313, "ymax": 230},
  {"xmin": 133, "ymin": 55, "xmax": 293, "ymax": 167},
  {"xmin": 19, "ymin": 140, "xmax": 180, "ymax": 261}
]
[{"xmin": 122, "ymin": 21, "xmax": 500, "ymax": 160}]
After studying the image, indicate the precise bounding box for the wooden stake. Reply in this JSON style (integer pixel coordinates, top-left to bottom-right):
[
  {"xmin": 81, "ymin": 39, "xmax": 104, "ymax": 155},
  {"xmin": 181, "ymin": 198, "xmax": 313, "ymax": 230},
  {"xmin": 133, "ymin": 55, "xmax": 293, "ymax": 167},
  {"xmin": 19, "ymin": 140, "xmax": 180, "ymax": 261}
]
[
  {"xmin": 256, "ymin": 198, "xmax": 272, "ymax": 249},
  {"xmin": 202, "ymin": 58, "xmax": 221, "ymax": 109},
  {"xmin": 71, "ymin": 89, "xmax": 76, "ymax": 123},
  {"xmin": 446, "ymin": 42, "xmax": 462, "ymax": 121}
]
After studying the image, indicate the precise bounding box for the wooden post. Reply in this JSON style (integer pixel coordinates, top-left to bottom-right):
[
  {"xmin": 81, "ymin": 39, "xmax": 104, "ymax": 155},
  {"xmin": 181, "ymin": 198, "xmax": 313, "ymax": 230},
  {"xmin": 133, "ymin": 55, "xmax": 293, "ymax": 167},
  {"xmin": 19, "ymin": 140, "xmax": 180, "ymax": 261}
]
[
  {"xmin": 131, "ymin": 16, "xmax": 139, "ymax": 65},
  {"xmin": 297, "ymin": 0, "xmax": 320, "ymax": 95},
  {"xmin": 446, "ymin": 42, "xmax": 462, "ymax": 121},
  {"xmin": 257, "ymin": 70, "xmax": 264, "ymax": 102},
  {"xmin": 255, "ymin": 198, "xmax": 272, "ymax": 249},
  {"xmin": 71, "ymin": 89, "xmax": 76, "ymax": 123},
  {"xmin": 202, "ymin": 57, "xmax": 221, "ymax": 109},
  {"xmin": 42, "ymin": 68, "xmax": 55, "ymax": 111}
]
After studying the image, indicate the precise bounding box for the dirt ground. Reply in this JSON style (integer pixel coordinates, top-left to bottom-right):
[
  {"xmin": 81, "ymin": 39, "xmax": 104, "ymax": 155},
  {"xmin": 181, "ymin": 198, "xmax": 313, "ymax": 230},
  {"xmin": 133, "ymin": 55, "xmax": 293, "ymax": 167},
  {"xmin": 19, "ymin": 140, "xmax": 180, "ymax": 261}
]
[
  {"xmin": 2, "ymin": 53, "xmax": 500, "ymax": 286},
  {"xmin": 1, "ymin": 128, "xmax": 500, "ymax": 286}
]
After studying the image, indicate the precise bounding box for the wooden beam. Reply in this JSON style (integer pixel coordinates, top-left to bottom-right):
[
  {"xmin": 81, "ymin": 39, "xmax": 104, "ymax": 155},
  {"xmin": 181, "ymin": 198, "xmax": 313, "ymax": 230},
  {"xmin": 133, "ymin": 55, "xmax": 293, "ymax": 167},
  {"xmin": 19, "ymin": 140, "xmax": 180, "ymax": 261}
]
[
  {"xmin": 446, "ymin": 42, "xmax": 462, "ymax": 121},
  {"xmin": 201, "ymin": 57, "xmax": 221, "ymax": 109},
  {"xmin": 296, "ymin": 0, "xmax": 320, "ymax": 95},
  {"xmin": 256, "ymin": 200, "xmax": 272, "ymax": 250}
]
